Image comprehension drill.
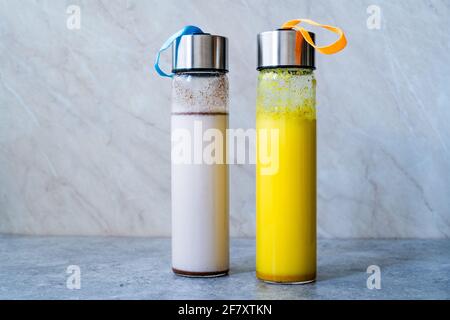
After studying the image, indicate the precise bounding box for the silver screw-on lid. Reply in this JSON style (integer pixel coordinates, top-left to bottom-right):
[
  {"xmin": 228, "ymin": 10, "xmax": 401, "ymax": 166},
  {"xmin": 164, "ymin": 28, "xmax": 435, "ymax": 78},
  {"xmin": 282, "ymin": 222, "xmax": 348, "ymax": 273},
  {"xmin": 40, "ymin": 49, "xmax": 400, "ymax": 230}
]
[
  {"xmin": 172, "ymin": 34, "xmax": 228, "ymax": 73},
  {"xmin": 257, "ymin": 29, "xmax": 315, "ymax": 70}
]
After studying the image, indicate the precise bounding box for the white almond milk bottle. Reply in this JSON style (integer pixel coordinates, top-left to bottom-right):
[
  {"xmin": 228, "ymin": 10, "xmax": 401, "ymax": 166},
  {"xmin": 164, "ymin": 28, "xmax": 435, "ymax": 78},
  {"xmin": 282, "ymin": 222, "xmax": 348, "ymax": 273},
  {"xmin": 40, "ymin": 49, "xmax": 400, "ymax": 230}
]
[{"xmin": 155, "ymin": 28, "xmax": 229, "ymax": 277}]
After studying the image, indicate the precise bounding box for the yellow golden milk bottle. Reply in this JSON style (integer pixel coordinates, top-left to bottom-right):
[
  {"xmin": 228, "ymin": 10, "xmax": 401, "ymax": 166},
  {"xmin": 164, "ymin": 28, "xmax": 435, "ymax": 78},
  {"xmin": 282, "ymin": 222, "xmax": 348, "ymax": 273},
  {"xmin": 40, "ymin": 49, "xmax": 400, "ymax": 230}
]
[
  {"xmin": 256, "ymin": 66, "xmax": 316, "ymax": 284},
  {"xmin": 255, "ymin": 21, "xmax": 347, "ymax": 283}
]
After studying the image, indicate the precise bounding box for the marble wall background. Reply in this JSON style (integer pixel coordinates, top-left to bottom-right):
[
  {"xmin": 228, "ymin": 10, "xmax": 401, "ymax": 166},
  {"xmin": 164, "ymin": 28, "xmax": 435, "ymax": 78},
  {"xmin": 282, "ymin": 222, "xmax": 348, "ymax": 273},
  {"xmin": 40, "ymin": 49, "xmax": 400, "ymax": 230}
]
[{"xmin": 0, "ymin": 0, "xmax": 449, "ymax": 238}]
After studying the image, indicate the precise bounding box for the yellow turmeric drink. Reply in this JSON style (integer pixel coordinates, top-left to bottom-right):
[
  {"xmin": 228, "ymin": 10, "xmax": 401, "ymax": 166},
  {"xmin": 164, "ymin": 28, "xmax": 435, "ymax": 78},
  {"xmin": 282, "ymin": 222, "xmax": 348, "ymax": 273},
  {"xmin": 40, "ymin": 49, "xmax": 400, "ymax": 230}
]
[{"xmin": 256, "ymin": 68, "xmax": 316, "ymax": 283}]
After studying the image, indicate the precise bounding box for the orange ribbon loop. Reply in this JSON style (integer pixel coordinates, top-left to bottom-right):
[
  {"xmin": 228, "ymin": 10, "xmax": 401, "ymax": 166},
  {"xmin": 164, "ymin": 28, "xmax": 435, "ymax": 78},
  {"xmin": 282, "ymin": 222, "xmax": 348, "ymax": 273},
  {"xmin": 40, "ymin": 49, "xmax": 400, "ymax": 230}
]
[{"xmin": 281, "ymin": 19, "xmax": 347, "ymax": 55}]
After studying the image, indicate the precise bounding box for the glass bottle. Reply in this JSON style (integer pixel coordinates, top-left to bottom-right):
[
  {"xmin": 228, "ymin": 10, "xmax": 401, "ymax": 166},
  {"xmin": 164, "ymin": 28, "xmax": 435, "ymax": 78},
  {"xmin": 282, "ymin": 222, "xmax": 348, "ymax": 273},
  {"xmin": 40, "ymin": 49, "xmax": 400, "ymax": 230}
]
[
  {"xmin": 256, "ymin": 29, "xmax": 317, "ymax": 283},
  {"xmin": 170, "ymin": 34, "xmax": 229, "ymax": 277}
]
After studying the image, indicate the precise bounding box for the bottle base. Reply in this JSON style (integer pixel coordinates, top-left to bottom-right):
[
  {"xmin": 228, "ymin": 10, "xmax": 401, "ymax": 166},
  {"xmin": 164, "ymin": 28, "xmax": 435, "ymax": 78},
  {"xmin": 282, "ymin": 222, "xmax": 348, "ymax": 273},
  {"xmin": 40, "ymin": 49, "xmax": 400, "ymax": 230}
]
[
  {"xmin": 256, "ymin": 271, "xmax": 316, "ymax": 285},
  {"xmin": 172, "ymin": 267, "xmax": 229, "ymax": 278}
]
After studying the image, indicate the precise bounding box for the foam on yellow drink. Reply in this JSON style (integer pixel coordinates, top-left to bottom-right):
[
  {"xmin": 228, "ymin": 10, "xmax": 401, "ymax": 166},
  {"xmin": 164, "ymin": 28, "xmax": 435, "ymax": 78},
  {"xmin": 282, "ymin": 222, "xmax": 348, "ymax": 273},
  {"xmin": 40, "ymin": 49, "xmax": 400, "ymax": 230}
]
[{"xmin": 256, "ymin": 68, "xmax": 316, "ymax": 283}]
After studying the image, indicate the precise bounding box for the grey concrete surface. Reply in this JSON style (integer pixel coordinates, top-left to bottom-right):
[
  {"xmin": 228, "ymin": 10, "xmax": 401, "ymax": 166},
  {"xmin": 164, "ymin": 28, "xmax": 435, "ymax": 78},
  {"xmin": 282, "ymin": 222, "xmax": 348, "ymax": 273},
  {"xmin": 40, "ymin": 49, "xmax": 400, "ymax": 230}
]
[{"xmin": 0, "ymin": 236, "xmax": 449, "ymax": 299}]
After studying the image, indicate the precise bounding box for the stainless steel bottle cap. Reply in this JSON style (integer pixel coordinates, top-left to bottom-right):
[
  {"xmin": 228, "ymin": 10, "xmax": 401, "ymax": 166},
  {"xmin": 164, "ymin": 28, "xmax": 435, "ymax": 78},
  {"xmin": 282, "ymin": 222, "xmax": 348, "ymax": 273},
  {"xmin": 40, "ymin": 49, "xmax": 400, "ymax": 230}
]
[
  {"xmin": 172, "ymin": 34, "xmax": 228, "ymax": 73},
  {"xmin": 257, "ymin": 29, "xmax": 315, "ymax": 70}
]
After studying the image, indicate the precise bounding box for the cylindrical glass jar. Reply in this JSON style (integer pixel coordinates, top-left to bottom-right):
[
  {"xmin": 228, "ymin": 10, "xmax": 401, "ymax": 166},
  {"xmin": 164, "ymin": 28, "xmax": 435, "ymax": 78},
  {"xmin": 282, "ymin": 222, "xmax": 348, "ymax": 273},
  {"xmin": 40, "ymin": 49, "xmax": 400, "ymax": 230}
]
[
  {"xmin": 256, "ymin": 66, "xmax": 317, "ymax": 282},
  {"xmin": 171, "ymin": 71, "xmax": 229, "ymax": 276}
]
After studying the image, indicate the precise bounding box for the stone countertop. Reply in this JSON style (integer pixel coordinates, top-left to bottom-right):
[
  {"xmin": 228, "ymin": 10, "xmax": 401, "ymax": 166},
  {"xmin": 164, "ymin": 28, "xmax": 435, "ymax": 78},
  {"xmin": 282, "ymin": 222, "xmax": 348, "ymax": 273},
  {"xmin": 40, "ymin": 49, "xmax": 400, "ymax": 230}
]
[{"xmin": 0, "ymin": 236, "xmax": 449, "ymax": 300}]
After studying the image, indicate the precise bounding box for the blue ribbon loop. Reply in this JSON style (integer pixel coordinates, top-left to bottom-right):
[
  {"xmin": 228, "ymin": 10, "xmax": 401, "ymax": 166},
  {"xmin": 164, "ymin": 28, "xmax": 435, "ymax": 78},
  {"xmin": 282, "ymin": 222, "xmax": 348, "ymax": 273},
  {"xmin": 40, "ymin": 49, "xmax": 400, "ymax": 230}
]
[{"xmin": 154, "ymin": 25, "xmax": 204, "ymax": 78}]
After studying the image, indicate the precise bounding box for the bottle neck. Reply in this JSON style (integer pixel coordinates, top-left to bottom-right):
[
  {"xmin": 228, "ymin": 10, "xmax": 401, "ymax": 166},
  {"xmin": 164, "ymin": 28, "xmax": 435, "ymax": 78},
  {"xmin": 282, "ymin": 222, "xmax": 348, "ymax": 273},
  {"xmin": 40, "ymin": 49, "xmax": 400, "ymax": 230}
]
[
  {"xmin": 258, "ymin": 67, "xmax": 314, "ymax": 75},
  {"xmin": 173, "ymin": 70, "xmax": 227, "ymax": 77}
]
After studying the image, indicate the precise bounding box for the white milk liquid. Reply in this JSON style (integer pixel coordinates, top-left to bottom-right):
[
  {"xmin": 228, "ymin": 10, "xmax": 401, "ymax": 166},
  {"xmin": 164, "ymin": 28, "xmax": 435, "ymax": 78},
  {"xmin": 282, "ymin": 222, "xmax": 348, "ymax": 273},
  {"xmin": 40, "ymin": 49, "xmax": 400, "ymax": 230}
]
[{"xmin": 171, "ymin": 113, "xmax": 229, "ymax": 273}]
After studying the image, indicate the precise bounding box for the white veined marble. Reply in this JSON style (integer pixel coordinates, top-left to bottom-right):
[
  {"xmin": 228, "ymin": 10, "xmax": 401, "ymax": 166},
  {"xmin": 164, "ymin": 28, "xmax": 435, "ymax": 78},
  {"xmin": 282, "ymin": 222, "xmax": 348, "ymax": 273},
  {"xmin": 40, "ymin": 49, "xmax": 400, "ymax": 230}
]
[{"xmin": 0, "ymin": 0, "xmax": 449, "ymax": 237}]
